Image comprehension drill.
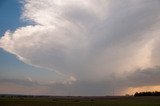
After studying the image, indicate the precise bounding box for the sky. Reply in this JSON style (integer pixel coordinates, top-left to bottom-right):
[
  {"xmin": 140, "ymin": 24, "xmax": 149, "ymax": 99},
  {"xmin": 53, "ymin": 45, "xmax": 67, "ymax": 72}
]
[{"xmin": 0, "ymin": 0, "xmax": 160, "ymax": 96}]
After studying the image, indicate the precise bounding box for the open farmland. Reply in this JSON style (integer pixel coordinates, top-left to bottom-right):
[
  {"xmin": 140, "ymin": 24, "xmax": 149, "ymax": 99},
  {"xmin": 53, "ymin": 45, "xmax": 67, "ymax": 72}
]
[{"xmin": 0, "ymin": 95, "xmax": 160, "ymax": 106}]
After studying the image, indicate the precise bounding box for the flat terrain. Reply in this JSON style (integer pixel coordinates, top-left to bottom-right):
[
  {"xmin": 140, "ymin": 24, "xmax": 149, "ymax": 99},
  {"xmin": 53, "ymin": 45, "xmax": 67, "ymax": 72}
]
[{"xmin": 0, "ymin": 95, "xmax": 160, "ymax": 106}]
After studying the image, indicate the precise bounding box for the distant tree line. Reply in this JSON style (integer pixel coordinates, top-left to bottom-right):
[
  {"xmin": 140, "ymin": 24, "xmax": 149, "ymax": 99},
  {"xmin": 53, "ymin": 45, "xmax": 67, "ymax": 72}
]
[{"xmin": 134, "ymin": 91, "xmax": 160, "ymax": 96}]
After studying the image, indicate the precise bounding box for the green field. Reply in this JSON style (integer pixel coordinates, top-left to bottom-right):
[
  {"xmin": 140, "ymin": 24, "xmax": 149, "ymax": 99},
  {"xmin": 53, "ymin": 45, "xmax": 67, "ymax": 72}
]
[{"xmin": 0, "ymin": 96, "xmax": 160, "ymax": 106}]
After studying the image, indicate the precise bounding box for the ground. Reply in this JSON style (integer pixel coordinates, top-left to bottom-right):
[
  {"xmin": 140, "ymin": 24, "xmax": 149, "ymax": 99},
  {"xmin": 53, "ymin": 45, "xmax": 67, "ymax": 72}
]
[{"xmin": 0, "ymin": 95, "xmax": 160, "ymax": 106}]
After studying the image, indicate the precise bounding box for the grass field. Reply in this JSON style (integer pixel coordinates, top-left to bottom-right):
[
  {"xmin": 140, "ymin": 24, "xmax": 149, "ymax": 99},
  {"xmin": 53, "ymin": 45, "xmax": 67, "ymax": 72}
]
[{"xmin": 0, "ymin": 96, "xmax": 160, "ymax": 106}]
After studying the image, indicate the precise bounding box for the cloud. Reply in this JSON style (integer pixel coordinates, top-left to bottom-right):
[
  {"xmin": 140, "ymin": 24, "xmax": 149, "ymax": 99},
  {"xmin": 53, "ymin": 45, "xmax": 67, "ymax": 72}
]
[
  {"xmin": 0, "ymin": 0, "xmax": 160, "ymax": 95},
  {"xmin": 27, "ymin": 77, "xmax": 33, "ymax": 82},
  {"xmin": 1, "ymin": 66, "xmax": 160, "ymax": 96},
  {"xmin": 125, "ymin": 66, "xmax": 160, "ymax": 87},
  {"xmin": 0, "ymin": 78, "xmax": 49, "ymax": 95},
  {"xmin": 0, "ymin": 78, "xmax": 39, "ymax": 88},
  {"xmin": 151, "ymin": 35, "xmax": 160, "ymax": 66}
]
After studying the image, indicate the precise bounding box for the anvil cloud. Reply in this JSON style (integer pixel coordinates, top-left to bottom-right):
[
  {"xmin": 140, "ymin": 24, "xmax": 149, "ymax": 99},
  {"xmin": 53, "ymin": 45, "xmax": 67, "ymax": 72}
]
[{"xmin": 0, "ymin": 0, "xmax": 160, "ymax": 95}]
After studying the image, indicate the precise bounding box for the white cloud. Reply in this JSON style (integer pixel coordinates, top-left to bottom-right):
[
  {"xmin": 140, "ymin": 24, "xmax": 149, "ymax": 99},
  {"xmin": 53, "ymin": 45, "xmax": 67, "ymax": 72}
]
[
  {"xmin": 1, "ymin": 0, "xmax": 160, "ymax": 95},
  {"xmin": 27, "ymin": 77, "xmax": 33, "ymax": 82}
]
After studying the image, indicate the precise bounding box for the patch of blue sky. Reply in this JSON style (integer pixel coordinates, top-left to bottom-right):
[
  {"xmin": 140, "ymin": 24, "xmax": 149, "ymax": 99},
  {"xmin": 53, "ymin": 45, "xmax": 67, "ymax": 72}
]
[
  {"xmin": 0, "ymin": 0, "xmax": 56, "ymax": 82},
  {"xmin": 0, "ymin": 0, "xmax": 27, "ymax": 36}
]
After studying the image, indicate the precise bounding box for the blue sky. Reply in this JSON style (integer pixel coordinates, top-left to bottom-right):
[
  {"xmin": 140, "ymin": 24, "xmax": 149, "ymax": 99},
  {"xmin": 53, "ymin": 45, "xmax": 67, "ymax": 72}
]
[
  {"xmin": 0, "ymin": 0, "xmax": 23, "ymax": 35},
  {"xmin": 0, "ymin": 0, "xmax": 26, "ymax": 77},
  {"xmin": 0, "ymin": 0, "xmax": 160, "ymax": 96},
  {"xmin": 0, "ymin": 0, "xmax": 57, "ymax": 82}
]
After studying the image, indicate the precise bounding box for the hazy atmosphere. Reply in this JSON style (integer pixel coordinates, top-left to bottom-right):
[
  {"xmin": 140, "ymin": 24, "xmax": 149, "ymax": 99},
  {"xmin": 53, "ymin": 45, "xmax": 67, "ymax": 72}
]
[{"xmin": 0, "ymin": 0, "xmax": 160, "ymax": 96}]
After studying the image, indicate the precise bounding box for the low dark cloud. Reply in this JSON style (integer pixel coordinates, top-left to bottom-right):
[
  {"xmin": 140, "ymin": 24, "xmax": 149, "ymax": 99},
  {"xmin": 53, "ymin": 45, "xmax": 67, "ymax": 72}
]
[
  {"xmin": 125, "ymin": 66, "xmax": 160, "ymax": 87},
  {"xmin": 0, "ymin": 78, "xmax": 39, "ymax": 87},
  {"xmin": 1, "ymin": 66, "xmax": 160, "ymax": 96}
]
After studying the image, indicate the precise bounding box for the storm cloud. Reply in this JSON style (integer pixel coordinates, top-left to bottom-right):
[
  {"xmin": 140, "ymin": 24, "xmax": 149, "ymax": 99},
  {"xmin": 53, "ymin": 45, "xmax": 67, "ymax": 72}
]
[{"xmin": 0, "ymin": 0, "xmax": 160, "ymax": 95}]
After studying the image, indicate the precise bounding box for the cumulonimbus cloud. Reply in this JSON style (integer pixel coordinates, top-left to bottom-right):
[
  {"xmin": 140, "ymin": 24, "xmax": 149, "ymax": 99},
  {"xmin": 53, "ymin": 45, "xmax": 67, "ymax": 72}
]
[{"xmin": 0, "ymin": 0, "xmax": 160, "ymax": 94}]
